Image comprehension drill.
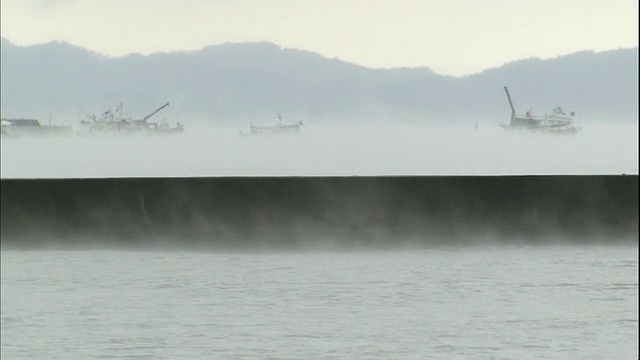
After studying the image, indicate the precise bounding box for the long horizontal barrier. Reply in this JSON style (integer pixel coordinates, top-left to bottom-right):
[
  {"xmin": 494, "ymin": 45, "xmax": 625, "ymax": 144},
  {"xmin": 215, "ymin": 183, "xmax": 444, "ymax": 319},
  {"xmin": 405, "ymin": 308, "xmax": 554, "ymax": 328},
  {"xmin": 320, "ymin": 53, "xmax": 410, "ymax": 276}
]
[{"xmin": 1, "ymin": 175, "xmax": 637, "ymax": 249}]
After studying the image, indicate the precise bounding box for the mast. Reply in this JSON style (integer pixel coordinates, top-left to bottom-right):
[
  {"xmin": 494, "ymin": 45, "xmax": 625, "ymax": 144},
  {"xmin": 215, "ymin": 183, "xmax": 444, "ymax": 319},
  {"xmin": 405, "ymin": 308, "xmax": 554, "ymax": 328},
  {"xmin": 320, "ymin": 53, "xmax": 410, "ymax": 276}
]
[
  {"xmin": 503, "ymin": 86, "xmax": 516, "ymax": 117},
  {"xmin": 142, "ymin": 102, "xmax": 170, "ymax": 122}
]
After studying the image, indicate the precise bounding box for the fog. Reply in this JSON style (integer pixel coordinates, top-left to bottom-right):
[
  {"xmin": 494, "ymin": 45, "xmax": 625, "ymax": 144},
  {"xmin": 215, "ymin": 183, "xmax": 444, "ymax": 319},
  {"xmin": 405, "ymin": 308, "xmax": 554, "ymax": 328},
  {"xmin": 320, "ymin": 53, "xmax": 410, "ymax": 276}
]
[
  {"xmin": 1, "ymin": 121, "xmax": 637, "ymax": 178},
  {"xmin": 2, "ymin": 174, "xmax": 637, "ymax": 250}
]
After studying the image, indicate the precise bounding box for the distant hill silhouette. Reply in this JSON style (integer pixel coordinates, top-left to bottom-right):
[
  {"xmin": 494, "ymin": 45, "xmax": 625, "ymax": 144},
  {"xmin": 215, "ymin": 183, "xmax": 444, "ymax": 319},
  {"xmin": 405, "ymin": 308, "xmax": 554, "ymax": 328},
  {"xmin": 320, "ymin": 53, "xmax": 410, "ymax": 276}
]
[{"xmin": 1, "ymin": 37, "xmax": 637, "ymax": 125}]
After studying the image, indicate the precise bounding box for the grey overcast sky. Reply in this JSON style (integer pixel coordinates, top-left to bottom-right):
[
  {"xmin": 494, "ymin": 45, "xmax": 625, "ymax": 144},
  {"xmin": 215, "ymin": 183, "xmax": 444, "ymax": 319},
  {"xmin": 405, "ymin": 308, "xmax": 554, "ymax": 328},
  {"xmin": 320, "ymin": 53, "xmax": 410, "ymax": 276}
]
[{"xmin": 1, "ymin": 0, "xmax": 637, "ymax": 76}]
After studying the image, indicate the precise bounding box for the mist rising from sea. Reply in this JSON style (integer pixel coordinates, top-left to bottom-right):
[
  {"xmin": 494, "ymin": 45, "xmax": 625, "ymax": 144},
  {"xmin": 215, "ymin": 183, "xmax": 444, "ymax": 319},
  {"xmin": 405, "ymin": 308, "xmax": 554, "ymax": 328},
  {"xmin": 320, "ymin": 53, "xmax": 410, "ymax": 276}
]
[{"xmin": 1, "ymin": 121, "xmax": 637, "ymax": 178}]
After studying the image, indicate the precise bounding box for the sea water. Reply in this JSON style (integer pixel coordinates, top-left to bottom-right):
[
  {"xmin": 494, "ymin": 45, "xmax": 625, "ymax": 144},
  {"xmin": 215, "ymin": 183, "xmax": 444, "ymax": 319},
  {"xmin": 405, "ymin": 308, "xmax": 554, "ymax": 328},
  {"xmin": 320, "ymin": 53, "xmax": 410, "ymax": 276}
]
[{"xmin": 1, "ymin": 244, "xmax": 637, "ymax": 359}]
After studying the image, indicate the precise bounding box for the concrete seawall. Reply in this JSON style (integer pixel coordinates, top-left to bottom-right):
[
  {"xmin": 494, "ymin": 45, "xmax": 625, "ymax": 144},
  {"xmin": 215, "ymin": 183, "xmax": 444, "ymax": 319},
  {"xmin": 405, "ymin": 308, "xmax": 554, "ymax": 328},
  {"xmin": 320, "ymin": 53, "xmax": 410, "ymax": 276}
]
[{"xmin": 1, "ymin": 175, "xmax": 637, "ymax": 249}]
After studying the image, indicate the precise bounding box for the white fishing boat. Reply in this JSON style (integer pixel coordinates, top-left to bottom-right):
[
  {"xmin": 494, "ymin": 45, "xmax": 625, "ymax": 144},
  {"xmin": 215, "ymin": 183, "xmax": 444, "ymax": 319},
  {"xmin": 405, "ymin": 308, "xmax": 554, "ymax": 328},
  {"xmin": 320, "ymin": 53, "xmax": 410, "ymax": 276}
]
[
  {"xmin": 500, "ymin": 86, "xmax": 580, "ymax": 134},
  {"xmin": 80, "ymin": 102, "xmax": 184, "ymax": 135},
  {"xmin": 0, "ymin": 117, "xmax": 73, "ymax": 137},
  {"xmin": 240, "ymin": 114, "xmax": 303, "ymax": 136}
]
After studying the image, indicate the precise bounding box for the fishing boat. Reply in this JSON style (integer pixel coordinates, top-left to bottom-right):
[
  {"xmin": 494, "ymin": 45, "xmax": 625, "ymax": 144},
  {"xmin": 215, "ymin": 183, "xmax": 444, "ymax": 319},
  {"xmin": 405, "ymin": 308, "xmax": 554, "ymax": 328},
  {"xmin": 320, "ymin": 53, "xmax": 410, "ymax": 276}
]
[
  {"xmin": 0, "ymin": 117, "xmax": 73, "ymax": 137},
  {"xmin": 500, "ymin": 86, "xmax": 580, "ymax": 134},
  {"xmin": 240, "ymin": 114, "xmax": 303, "ymax": 136},
  {"xmin": 80, "ymin": 102, "xmax": 184, "ymax": 135}
]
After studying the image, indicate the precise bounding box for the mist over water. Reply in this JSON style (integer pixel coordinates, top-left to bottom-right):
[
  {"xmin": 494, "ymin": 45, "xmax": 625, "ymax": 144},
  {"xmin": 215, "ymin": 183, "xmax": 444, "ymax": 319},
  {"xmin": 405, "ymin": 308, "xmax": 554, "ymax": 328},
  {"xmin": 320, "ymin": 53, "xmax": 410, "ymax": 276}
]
[
  {"xmin": 2, "ymin": 120, "xmax": 638, "ymax": 359},
  {"xmin": 1, "ymin": 121, "xmax": 637, "ymax": 178},
  {"xmin": 2, "ymin": 32, "xmax": 638, "ymax": 360}
]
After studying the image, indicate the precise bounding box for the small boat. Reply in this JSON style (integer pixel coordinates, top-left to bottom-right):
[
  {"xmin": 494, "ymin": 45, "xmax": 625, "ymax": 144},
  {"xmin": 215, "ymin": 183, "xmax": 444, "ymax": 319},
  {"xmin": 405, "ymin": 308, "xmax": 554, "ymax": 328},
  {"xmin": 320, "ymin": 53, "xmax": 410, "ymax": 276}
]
[
  {"xmin": 500, "ymin": 86, "xmax": 580, "ymax": 134},
  {"xmin": 240, "ymin": 114, "xmax": 303, "ymax": 136}
]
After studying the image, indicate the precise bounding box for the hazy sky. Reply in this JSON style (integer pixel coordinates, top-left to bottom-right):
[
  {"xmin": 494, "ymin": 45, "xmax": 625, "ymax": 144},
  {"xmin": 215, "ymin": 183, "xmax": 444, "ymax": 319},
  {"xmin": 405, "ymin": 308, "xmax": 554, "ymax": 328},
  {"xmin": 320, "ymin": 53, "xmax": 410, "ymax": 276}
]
[{"xmin": 1, "ymin": 0, "xmax": 637, "ymax": 76}]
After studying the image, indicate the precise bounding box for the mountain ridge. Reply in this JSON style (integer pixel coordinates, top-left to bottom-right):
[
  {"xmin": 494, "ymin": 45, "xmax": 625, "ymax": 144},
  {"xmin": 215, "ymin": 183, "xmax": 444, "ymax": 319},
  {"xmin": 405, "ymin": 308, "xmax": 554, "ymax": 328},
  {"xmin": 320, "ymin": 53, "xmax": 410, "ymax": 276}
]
[{"xmin": 1, "ymin": 37, "xmax": 637, "ymax": 124}]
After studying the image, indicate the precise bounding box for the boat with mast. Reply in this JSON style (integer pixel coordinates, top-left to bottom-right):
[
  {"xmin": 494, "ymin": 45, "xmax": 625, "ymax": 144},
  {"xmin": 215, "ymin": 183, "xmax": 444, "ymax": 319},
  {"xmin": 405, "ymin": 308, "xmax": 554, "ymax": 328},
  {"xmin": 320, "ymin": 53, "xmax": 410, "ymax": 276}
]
[
  {"xmin": 500, "ymin": 86, "xmax": 579, "ymax": 134},
  {"xmin": 80, "ymin": 102, "xmax": 184, "ymax": 135}
]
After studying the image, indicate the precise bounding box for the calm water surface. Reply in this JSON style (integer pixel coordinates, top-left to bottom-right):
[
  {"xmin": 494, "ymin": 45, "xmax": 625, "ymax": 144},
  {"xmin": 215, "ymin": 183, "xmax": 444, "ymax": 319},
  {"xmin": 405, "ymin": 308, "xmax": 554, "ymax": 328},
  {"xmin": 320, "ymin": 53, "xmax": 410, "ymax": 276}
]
[{"xmin": 1, "ymin": 245, "xmax": 638, "ymax": 359}]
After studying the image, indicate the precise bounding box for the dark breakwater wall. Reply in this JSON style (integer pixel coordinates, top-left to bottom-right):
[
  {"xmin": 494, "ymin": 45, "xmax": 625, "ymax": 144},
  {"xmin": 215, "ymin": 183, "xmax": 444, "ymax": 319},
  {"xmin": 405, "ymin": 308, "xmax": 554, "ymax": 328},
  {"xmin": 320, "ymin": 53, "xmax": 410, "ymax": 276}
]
[{"xmin": 1, "ymin": 176, "xmax": 637, "ymax": 249}]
